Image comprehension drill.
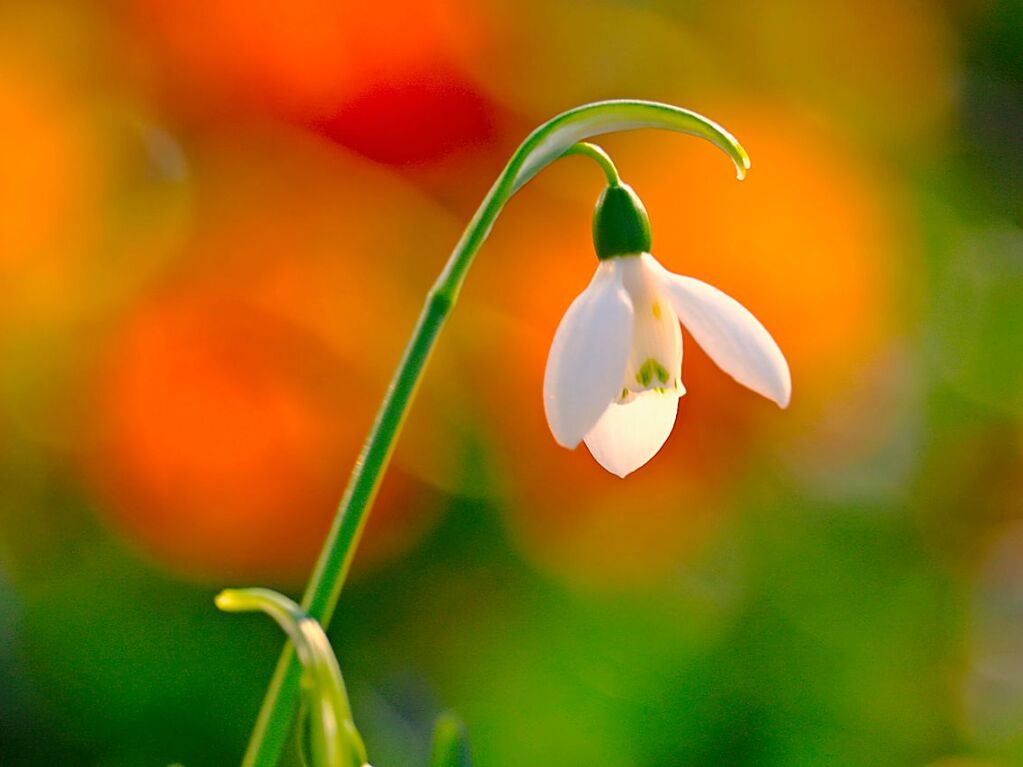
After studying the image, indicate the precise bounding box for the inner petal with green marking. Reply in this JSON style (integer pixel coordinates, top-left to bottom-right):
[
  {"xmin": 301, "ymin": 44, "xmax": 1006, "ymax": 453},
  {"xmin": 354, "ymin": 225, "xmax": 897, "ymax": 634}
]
[{"xmin": 616, "ymin": 255, "xmax": 685, "ymax": 403}]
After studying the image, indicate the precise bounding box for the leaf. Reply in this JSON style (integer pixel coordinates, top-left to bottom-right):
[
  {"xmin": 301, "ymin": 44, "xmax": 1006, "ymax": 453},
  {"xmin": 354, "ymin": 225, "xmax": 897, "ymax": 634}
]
[{"xmin": 216, "ymin": 589, "xmax": 367, "ymax": 767}]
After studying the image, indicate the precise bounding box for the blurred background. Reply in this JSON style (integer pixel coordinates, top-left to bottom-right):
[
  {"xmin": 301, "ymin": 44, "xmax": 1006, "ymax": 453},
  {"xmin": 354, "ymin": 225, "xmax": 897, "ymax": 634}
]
[{"xmin": 0, "ymin": 0, "xmax": 1021, "ymax": 765}]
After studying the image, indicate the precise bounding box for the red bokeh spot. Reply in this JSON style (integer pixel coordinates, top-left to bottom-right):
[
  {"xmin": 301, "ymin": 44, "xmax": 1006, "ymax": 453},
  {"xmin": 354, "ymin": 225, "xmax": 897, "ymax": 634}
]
[
  {"xmin": 313, "ymin": 64, "xmax": 497, "ymax": 166},
  {"xmin": 126, "ymin": 0, "xmax": 498, "ymax": 165}
]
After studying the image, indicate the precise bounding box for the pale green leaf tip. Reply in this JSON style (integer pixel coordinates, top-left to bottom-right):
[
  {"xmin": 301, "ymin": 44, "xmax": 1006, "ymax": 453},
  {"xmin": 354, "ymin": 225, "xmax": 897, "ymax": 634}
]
[
  {"xmin": 214, "ymin": 587, "xmax": 288, "ymax": 615},
  {"xmin": 214, "ymin": 588, "xmax": 262, "ymax": 613},
  {"xmin": 214, "ymin": 589, "xmax": 236, "ymax": 611}
]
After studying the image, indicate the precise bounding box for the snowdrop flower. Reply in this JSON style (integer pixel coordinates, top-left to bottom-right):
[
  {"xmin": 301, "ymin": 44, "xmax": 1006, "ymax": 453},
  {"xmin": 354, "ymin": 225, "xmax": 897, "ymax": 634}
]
[{"xmin": 544, "ymin": 182, "xmax": 791, "ymax": 477}]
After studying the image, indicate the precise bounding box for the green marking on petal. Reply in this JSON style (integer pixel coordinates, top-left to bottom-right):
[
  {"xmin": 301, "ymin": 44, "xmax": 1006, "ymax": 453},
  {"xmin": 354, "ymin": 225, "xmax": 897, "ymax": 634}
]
[
  {"xmin": 636, "ymin": 361, "xmax": 652, "ymax": 386},
  {"xmin": 635, "ymin": 358, "xmax": 671, "ymax": 388},
  {"xmin": 654, "ymin": 361, "xmax": 669, "ymax": 384}
]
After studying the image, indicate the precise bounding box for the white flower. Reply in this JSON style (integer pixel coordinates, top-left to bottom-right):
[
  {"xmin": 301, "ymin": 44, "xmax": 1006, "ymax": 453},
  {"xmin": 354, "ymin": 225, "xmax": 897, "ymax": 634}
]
[{"xmin": 543, "ymin": 184, "xmax": 790, "ymax": 478}]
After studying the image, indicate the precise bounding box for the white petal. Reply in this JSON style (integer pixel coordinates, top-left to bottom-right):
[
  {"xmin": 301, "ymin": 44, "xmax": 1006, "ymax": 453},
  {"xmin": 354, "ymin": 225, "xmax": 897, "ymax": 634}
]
[
  {"xmin": 543, "ymin": 262, "xmax": 635, "ymax": 448},
  {"xmin": 583, "ymin": 394, "xmax": 680, "ymax": 478},
  {"xmin": 650, "ymin": 259, "xmax": 791, "ymax": 408},
  {"xmin": 619, "ymin": 255, "xmax": 684, "ymax": 397}
]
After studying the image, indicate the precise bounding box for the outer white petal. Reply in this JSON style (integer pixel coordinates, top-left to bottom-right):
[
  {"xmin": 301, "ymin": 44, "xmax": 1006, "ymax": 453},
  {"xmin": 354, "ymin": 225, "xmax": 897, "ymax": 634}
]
[
  {"xmin": 543, "ymin": 262, "xmax": 635, "ymax": 448},
  {"xmin": 583, "ymin": 394, "xmax": 680, "ymax": 478},
  {"xmin": 649, "ymin": 258, "xmax": 791, "ymax": 408}
]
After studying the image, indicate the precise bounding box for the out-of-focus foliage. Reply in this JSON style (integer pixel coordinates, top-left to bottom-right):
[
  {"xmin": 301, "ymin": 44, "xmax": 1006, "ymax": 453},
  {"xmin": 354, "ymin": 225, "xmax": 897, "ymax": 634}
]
[{"xmin": 0, "ymin": 0, "xmax": 1020, "ymax": 765}]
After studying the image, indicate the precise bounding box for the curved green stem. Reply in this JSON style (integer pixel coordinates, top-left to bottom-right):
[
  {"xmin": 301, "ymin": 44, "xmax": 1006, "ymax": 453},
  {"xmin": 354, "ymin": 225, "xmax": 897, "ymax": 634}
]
[
  {"xmin": 240, "ymin": 100, "xmax": 749, "ymax": 767},
  {"xmin": 563, "ymin": 142, "xmax": 621, "ymax": 187}
]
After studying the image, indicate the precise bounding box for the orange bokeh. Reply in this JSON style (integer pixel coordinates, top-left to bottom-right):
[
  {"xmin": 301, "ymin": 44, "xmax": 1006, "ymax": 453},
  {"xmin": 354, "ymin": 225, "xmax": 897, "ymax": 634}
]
[
  {"xmin": 0, "ymin": 48, "xmax": 100, "ymax": 324},
  {"xmin": 127, "ymin": 0, "xmax": 498, "ymax": 165},
  {"xmin": 91, "ymin": 287, "xmax": 352, "ymax": 578},
  {"xmin": 87, "ymin": 285, "xmax": 444, "ymax": 580},
  {"xmin": 0, "ymin": 6, "xmax": 199, "ymax": 456},
  {"xmin": 80, "ymin": 126, "xmax": 468, "ymax": 580},
  {"xmin": 701, "ymin": 0, "xmax": 954, "ymax": 144}
]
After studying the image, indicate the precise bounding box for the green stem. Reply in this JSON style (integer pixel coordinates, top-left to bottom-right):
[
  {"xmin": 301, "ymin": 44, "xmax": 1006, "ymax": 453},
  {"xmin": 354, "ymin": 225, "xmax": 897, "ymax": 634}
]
[
  {"xmin": 563, "ymin": 142, "xmax": 621, "ymax": 186},
  {"xmin": 240, "ymin": 100, "xmax": 750, "ymax": 767}
]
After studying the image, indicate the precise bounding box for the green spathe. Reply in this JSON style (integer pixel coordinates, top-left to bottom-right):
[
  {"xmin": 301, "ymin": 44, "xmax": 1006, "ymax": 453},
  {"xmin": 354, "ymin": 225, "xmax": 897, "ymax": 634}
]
[{"xmin": 593, "ymin": 183, "xmax": 652, "ymax": 260}]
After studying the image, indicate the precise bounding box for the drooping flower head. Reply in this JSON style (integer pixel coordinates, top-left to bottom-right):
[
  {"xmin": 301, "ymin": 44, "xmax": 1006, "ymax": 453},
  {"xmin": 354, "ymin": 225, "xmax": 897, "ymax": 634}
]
[{"xmin": 544, "ymin": 180, "xmax": 791, "ymax": 477}]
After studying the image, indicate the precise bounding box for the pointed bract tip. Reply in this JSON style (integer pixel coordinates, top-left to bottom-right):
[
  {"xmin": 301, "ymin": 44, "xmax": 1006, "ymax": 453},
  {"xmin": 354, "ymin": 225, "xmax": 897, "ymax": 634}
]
[{"xmin": 735, "ymin": 151, "xmax": 752, "ymax": 180}]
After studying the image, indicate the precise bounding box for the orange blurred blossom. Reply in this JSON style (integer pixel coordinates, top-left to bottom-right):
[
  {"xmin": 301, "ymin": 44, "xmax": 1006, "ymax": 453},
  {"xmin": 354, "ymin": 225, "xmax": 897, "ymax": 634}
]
[{"xmin": 82, "ymin": 127, "xmax": 468, "ymax": 580}]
